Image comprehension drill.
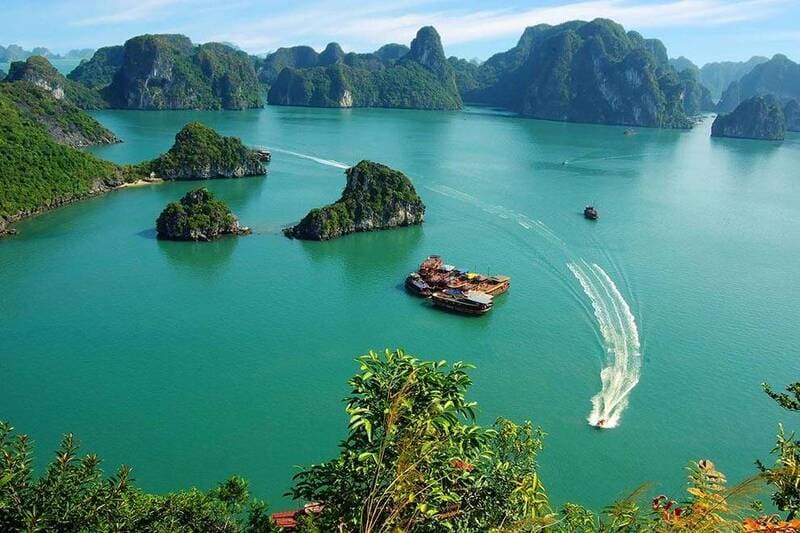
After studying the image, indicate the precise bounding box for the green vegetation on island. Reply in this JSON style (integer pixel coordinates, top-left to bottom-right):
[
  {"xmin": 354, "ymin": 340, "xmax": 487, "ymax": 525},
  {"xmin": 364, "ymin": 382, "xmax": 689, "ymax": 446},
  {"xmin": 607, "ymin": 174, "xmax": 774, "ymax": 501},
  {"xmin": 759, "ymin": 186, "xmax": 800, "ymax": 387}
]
[
  {"xmin": 0, "ymin": 80, "xmax": 265, "ymax": 236},
  {"xmin": 285, "ymin": 160, "xmax": 425, "ymax": 240},
  {"xmin": 95, "ymin": 34, "xmax": 263, "ymax": 110},
  {"xmin": 65, "ymin": 35, "xmax": 263, "ymax": 110},
  {"xmin": 0, "ymin": 81, "xmax": 118, "ymax": 147},
  {"xmin": 1, "ymin": 350, "xmax": 798, "ymax": 531},
  {"xmin": 3, "ymin": 55, "xmax": 107, "ymax": 109},
  {"xmin": 66, "ymin": 45, "xmax": 125, "ymax": 90},
  {"xmin": 453, "ymin": 19, "xmax": 709, "ymax": 127},
  {"xmin": 156, "ymin": 188, "xmax": 250, "ymax": 241},
  {"xmin": 0, "ymin": 89, "xmax": 128, "ymax": 234},
  {"xmin": 267, "ymin": 27, "xmax": 462, "ymax": 110},
  {"xmin": 141, "ymin": 122, "xmax": 266, "ymax": 180},
  {"xmin": 712, "ymin": 95, "xmax": 787, "ymax": 141}
]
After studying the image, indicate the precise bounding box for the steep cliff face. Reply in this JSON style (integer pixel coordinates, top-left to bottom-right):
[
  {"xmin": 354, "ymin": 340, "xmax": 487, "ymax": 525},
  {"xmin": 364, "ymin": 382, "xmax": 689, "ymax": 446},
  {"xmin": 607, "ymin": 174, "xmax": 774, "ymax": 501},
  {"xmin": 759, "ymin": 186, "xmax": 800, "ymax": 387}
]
[
  {"xmin": 4, "ymin": 56, "xmax": 106, "ymax": 109},
  {"xmin": 156, "ymin": 188, "xmax": 249, "ymax": 241},
  {"xmin": 102, "ymin": 35, "xmax": 263, "ymax": 110},
  {"xmin": 67, "ymin": 46, "xmax": 125, "ymax": 90},
  {"xmin": 145, "ymin": 122, "xmax": 266, "ymax": 180},
  {"xmin": 717, "ymin": 54, "xmax": 800, "ymax": 113},
  {"xmin": 711, "ymin": 95, "xmax": 786, "ymax": 140},
  {"xmin": 783, "ymin": 99, "xmax": 800, "ymax": 132},
  {"xmin": 267, "ymin": 27, "xmax": 461, "ymax": 110},
  {"xmin": 285, "ymin": 161, "xmax": 425, "ymax": 241},
  {"xmin": 459, "ymin": 19, "xmax": 695, "ymax": 128}
]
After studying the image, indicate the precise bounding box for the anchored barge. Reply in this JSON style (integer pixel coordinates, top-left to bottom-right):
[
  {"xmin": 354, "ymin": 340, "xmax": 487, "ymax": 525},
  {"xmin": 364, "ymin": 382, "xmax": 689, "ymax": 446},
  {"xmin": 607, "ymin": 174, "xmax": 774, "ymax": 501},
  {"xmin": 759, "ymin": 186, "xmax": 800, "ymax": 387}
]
[{"xmin": 405, "ymin": 255, "xmax": 510, "ymax": 315}]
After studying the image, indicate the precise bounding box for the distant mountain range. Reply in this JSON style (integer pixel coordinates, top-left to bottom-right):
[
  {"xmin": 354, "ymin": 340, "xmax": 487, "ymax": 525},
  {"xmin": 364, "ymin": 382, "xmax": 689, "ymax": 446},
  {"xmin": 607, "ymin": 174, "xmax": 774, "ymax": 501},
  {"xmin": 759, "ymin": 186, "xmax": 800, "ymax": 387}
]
[
  {"xmin": 669, "ymin": 55, "xmax": 769, "ymax": 100},
  {"xmin": 6, "ymin": 21, "xmax": 798, "ymax": 132},
  {"xmin": 0, "ymin": 44, "xmax": 94, "ymax": 63}
]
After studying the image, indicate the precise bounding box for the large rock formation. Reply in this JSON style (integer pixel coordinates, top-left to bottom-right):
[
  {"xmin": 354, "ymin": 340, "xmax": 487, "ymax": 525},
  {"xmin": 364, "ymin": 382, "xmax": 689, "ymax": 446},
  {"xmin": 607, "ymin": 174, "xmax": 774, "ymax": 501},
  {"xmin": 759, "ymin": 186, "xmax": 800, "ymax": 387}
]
[
  {"xmin": 0, "ymin": 89, "xmax": 128, "ymax": 235},
  {"xmin": 267, "ymin": 27, "xmax": 461, "ymax": 110},
  {"xmin": 711, "ymin": 95, "xmax": 786, "ymax": 140},
  {"xmin": 67, "ymin": 46, "xmax": 125, "ymax": 90},
  {"xmin": 254, "ymin": 46, "xmax": 320, "ymax": 87},
  {"xmin": 456, "ymin": 19, "xmax": 699, "ymax": 128},
  {"xmin": 285, "ymin": 161, "xmax": 425, "ymax": 240},
  {"xmin": 0, "ymin": 81, "xmax": 118, "ymax": 147},
  {"xmin": 156, "ymin": 188, "xmax": 250, "ymax": 241},
  {"xmin": 144, "ymin": 122, "xmax": 266, "ymax": 180},
  {"xmin": 86, "ymin": 34, "xmax": 263, "ymax": 110},
  {"xmin": 717, "ymin": 54, "xmax": 800, "ymax": 113},
  {"xmin": 784, "ymin": 99, "xmax": 800, "ymax": 132},
  {"xmin": 4, "ymin": 56, "xmax": 106, "ymax": 109}
]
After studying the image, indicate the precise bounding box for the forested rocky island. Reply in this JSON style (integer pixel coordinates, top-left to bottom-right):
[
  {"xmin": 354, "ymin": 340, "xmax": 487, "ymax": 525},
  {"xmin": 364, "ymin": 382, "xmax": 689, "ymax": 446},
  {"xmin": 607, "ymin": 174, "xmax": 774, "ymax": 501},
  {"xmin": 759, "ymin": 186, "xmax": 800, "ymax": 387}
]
[
  {"xmin": 140, "ymin": 122, "xmax": 266, "ymax": 180},
  {"xmin": 712, "ymin": 95, "xmax": 787, "ymax": 140},
  {"xmin": 285, "ymin": 161, "xmax": 425, "ymax": 240},
  {"xmin": 267, "ymin": 27, "xmax": 461, "ymax": 110},
  {"xmin": 449, "ymin": 18, "xmax": 708, "ymax": 128},
  {"xmin": 156, "ymin": 188, "xmax": 250, "ymax": 241},
  {"xmin": 65, "ymin": 35, "xmax": 263, "ymax": 110},
  {"xmin": 0, "ymin": 78, "xmax": 265, "ymax": 237}
]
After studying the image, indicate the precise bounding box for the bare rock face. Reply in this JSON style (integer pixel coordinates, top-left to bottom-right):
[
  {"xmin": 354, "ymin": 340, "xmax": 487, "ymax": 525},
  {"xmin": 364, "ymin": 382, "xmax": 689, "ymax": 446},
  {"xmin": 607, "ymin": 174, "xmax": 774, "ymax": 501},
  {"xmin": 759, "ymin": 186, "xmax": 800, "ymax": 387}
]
[
  {"xmin": 285, "ymin": 161, "xmax": 425, "ymax": 241},
  {"xmin": 711, "ymin": 95, "xmax": 786, "ymax": 141}
]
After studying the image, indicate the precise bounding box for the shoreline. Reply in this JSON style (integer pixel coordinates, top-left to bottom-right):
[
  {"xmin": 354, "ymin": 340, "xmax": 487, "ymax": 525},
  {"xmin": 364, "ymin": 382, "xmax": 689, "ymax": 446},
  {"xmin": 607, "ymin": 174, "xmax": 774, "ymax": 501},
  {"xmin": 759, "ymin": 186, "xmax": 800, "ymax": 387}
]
[{"xmin": 0, "ymin": 176, "xmax": 165, "ymax": 239}]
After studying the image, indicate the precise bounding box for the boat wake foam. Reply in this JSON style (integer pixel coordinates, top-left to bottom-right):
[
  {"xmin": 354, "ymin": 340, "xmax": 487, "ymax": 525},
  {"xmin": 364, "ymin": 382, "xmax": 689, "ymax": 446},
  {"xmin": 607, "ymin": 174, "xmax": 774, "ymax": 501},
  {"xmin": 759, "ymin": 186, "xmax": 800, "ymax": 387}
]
[
  {"xmin": 425, "ymin": 184, "xmax": 564, "ymax": 246},
  {"xmin": 568, "ymin": 261, "xmax": 641, "ymax": 429},
  {"xmin": 269, "ymin": 147, "xmax": 351, "ymax": 169}
]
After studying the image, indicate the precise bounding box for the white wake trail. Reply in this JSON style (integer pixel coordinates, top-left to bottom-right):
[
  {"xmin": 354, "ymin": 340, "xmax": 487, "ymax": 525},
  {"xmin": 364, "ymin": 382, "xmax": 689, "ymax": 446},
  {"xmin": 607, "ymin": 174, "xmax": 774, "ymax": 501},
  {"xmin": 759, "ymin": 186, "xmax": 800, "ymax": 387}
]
[
  {"xmin": 568, "ymin": 261, "xmax": 641, "ymax": 428},
  {"xmin": 269, "ymin": 147, "xmax": 351, "ymax": 169}
]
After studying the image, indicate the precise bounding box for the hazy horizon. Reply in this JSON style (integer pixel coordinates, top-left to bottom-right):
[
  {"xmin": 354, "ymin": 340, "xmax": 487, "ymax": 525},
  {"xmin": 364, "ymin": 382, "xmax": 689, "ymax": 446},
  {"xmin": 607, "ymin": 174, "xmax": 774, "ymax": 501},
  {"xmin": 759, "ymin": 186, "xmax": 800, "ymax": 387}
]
[{"xmin": 2, "ymin": 0, "xmax": 800, "ymax": 67}]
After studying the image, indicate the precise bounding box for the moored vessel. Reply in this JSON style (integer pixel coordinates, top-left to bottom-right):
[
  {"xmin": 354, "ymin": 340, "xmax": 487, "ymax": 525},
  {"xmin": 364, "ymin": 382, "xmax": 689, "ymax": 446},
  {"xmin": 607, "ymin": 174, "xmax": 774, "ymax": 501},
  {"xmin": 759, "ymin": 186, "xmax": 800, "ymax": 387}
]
[
  {"xmin": 584, "ymin": 206, "xmax": 598, "ymax": 220},
  {"xmin": 430, "ymin": 289, "xmax": 493, "ymax": 315}
]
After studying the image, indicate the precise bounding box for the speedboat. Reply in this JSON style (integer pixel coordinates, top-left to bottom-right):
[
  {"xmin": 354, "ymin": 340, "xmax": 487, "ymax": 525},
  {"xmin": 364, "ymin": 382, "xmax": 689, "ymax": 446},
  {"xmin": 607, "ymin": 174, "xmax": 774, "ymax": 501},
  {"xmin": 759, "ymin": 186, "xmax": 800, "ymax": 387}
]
[{"xmin": 584, "ymin": 206, "xmax": 598, "ymax": 220}]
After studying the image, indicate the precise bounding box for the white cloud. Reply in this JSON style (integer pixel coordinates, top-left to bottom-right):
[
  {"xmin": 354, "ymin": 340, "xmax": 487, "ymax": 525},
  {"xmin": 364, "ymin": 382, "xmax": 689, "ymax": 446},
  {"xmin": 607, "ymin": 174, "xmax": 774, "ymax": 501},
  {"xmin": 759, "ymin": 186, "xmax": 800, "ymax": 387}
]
[
  {"xmin": 212, "ymin": 0, "xmax": 790, "ymax": 53},
  {"xmin": 73, "ymin": 0, "xmax": 187, "ymax": 27}
]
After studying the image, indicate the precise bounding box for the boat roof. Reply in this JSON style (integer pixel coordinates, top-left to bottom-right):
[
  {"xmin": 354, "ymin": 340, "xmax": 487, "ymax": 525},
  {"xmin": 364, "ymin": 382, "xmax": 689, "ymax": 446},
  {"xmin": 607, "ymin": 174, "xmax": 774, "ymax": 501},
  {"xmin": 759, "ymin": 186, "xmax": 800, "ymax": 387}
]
[
  {"xmin": 490, "ymin": 275, "xmax": 510, "ymax": 282},
  {"xmin": 465, "ymin": 291, "xmax": 493, "ymax": 304}
]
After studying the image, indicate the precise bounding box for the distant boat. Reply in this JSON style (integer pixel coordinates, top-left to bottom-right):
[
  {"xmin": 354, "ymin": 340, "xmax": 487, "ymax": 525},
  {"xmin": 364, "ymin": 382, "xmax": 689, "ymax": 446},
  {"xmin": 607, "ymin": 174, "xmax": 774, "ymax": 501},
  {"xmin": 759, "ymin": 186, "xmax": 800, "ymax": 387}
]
[
  {"xmin": 562, "ymin": 160, "xmax": 569, "ymax": 165},
  {"xmin": 584, "ymin": 206, "xmax": 598, "ymax": 220},
  {"xmin": 623, "ymin": 128, "xmax": 636, "ymax": 136}
]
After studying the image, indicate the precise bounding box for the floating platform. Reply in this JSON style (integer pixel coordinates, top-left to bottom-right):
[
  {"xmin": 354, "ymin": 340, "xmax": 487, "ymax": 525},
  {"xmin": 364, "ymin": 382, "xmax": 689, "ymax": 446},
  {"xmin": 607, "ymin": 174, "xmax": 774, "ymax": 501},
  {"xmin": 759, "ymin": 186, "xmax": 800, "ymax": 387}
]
[{"xmin": 404, "ymin": 255, "xmax": 510, "ymax": 315}]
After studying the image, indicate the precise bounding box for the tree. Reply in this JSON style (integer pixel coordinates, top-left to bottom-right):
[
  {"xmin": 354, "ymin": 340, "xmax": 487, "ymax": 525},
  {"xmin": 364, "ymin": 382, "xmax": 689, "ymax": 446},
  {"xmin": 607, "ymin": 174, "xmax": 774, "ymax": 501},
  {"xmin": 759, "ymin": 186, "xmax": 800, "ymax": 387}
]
[
  {"xmin": 290, "ymin": 349, "xmax": 553, "ymax": 532},
  {"xmin": 759, "ymin": 380, "xmax": 800, "ymax": 520},
  {"xmin": 0, "ymin": 421, "xmax": 277, "ymax": 532}
]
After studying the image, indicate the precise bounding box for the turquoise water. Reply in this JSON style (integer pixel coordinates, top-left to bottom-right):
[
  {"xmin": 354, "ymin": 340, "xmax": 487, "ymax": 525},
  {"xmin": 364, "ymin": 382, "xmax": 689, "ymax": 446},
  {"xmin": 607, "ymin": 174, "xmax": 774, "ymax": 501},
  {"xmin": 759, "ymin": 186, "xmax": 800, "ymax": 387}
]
[{"xmin": 2, "ymin": 106, "xmax": 799, "ymax": 510}]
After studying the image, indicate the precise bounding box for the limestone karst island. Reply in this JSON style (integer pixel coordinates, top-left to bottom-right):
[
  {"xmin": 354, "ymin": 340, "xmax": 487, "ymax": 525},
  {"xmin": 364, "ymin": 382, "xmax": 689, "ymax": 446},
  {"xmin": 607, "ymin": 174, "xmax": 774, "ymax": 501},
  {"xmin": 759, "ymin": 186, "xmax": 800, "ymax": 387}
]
[{"xmin": 1, "ymin": 2, "xmax": 799, "ymax": 532}]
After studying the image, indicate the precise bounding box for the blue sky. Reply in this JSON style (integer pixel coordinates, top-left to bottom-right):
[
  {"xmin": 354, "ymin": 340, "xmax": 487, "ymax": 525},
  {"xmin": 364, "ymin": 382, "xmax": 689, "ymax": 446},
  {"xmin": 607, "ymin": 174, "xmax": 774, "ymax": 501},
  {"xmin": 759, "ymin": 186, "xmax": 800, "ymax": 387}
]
[{"xmin": 3, "ymin": 0, "xmax": 799, "ymax": 65}]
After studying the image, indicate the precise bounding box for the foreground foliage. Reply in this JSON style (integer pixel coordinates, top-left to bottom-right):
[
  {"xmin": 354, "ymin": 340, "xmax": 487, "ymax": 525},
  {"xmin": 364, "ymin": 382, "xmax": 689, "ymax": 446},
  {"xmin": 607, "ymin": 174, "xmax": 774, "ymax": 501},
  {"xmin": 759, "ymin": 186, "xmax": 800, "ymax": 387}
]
[
  {"xmin": 1, "ymin": 352, "xmax": 797, "ymax": 532},
  {"xmin": 0, "ymin": 422, "xmax": 277, "ymax": 532}
]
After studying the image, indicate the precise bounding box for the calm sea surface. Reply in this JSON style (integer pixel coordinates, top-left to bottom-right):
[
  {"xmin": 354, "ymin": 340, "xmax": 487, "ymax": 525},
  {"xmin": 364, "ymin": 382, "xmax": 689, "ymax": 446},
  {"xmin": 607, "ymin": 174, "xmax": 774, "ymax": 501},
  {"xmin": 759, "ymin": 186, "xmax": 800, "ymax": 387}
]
[{"xmin": 2, "ymin": 105, "xmax": 798, "ymax": 509}]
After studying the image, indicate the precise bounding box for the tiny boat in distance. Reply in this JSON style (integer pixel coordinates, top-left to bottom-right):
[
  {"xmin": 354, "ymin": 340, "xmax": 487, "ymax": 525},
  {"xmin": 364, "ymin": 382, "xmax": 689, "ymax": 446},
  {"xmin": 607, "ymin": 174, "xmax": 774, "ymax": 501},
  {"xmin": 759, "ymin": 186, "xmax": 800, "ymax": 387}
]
[{"xmin": 584, "ymin": 206, "xmax": 598, "ymax": 220}]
